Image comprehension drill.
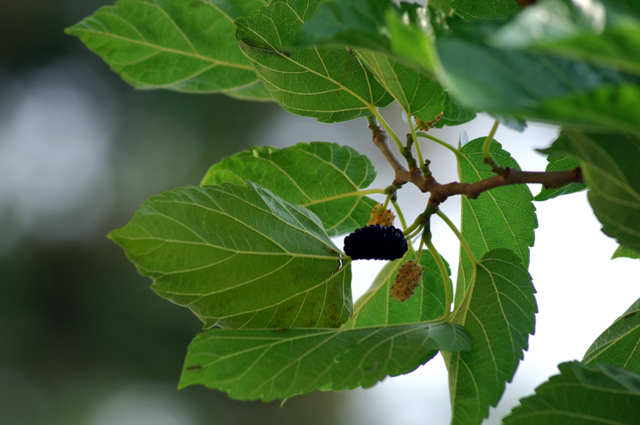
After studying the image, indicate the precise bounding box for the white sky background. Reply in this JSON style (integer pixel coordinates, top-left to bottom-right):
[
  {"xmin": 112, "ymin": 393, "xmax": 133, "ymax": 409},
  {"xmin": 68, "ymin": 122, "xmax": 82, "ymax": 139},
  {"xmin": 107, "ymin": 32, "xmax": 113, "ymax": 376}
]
[{"xmin": 260, "ymin": 107, "xmax": 640, "ymax": 425}]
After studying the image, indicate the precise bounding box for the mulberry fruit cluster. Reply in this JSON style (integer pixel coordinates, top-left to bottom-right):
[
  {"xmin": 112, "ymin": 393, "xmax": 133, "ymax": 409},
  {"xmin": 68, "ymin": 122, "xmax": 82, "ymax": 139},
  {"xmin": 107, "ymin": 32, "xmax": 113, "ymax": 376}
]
[
  {"xmin": 367, "ymin": 203, "xmax": 395, "ymax": 227},
  {"xmin": 391, "ymin": 260, "xmax": 423, "ymax": 302},
  {"xmin": 343, "ymin": 225, "xmax": 408, "ymax": 260}
]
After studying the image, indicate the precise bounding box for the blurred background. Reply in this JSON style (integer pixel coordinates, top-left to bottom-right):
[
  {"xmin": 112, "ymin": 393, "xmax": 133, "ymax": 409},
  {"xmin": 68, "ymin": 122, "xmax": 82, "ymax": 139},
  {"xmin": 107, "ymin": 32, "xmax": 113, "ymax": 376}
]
[{"xmin": 1, "ymin": 1, "xmax": 638, "ymax": 424}]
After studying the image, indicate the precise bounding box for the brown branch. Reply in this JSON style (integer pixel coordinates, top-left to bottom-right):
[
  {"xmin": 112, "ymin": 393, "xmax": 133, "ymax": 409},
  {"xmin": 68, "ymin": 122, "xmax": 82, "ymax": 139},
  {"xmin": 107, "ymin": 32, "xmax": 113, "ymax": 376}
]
[
  {"xmin": 368, "ymin": 117, "xmax": 411, "ymax": 186},
  {"xmin": 368, "ymin": 120, "xmax": 584, "ymax": 208},
  {"xmin": 426, "ymin": 167, "xmax": 584, "ymax": 205}
]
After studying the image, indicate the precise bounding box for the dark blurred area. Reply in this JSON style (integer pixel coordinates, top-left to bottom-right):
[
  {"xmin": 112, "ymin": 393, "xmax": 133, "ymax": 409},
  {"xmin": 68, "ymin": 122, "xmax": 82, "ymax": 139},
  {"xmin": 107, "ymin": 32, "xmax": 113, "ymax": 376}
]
[{"xmin": 0, "ymin": 1, "xmax": 346, "ymax": 423}]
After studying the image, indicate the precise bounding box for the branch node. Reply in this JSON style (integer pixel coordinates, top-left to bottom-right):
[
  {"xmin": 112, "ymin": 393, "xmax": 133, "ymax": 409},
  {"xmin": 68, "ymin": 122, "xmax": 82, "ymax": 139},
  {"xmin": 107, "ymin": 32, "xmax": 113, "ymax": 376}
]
[
  {"xmin": 572, "ymin": 166, "xmax": 583, "ymax": 181},
  {"xmin": 422, "ymin": 159, "xmax": 432, "ymax": 179},
  {"xmin": 403, "ymin": 133, "xmax": 418, "ymax": 170}
]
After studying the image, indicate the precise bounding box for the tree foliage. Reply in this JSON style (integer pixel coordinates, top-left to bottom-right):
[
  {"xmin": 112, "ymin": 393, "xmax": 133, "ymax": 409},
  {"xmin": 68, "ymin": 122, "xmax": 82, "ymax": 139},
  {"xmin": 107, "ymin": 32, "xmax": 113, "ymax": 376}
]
[{"xmin": 68, "ymin": 0, "xmax": 640, "ymax": 423}]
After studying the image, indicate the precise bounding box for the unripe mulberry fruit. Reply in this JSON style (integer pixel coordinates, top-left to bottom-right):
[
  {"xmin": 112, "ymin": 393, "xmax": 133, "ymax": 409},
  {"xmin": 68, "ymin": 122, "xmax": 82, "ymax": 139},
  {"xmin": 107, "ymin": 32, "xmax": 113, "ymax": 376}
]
[
  {"xmin": 391, "ymin": 260, "xmax": 423, "ymax": 302},
  {"xmin": 367, "ymin": 204, "xmax": 395, "ymax": 227},
  {"xmin": 343, "ymin": 225, "xmax": 408, "ymax": 260}
]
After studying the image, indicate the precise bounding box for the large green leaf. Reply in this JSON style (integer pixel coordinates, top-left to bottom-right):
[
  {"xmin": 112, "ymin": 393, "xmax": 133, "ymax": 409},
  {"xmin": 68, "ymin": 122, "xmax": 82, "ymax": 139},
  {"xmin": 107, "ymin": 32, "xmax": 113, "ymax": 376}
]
[
  {"xmin": 295, "ymin": 0, "xmax": 440, "ymax": 75},
  {"xmin": 293, "ymin": 0, "xmax": 480, "ymax": 125},
  {"xmin": 434, "ymin": 92, "xmax": 477, "ymax": 128},
  {"xmin": 542, "ymin": 130, "xmax": 640, "ymax": 252},
  {"xmin": 538, "ymin": 83, "xmax": 640, "ymax": 135},
  {"xmin": 66, "ymin": 0, "xmax": 267, "ymax": 94},
  {"xmin": 491, "ymin": 113, "xmax": 527, "ymax": 132},
  {"xmin": 200, "ymin": 142, "xmax": 378, "ymax": 237},
  {"xmin": 534, "ymin": 153, "xmax": 586, "ymax": 201},
  {"xmin": 489, "ymin": 0, "xmax": 640, "ymax": 76},
  {"xmin": 303, "ymin": 0, "xmax": 639, "ymax": 131},
  {"xmin": 179, "ymin": 321, "xmax": 472, "ymax": 401},
  {"xmin": 235, "ymin": 0, "xmax": 393, "ymax": 123},
  {"xmin": 456, "ymin": 138, "xmax": 537, "ymax": 303},
  {"xmin": 437, "ymin": 35, "xmax": 624, "ymax": 111},
  {"xmin": 384, "ymin": 4, "xmax": 440, "ymax": 74},
  {"xmin": 430, "ymin": 0, "xmax": 454, "ymax": 15},
  {"xmin": 343, "ymin": 250, "xmax": 450, "ymax": 329},
  {"xmin": 503, "ymin": 361, "xmax": 640, "ymax": 425},
  {"xmin": 436, "ymin": 26, "xmax": 640, "ymax": 131},
  {"xmin": 108, "ymin": 183, "xmax": 352, "ymax": 329},
  {"xmin": 451, "ymin": 0, "xmax": 521, "ymax": 22},
  {"xmin": 222, "ymin": 80, "xmax": 273, "ymax": 102},
  {"xmin": 612, "ymin": 245, "xmax": 640, "ymax": 260},
  {"xmin": 357, "ymin": 50, "xmax": 447, "ymax": 123},
  {"xmin": 583, "ymin": 297, "xmax": 640, "ymax": 374},
  {"xmin": 445, "ymin": 249, "xmax": 537, "ymax": 425},
  {"xmin": 295, "ymin": 0, "xmax": 398, "ymax": 52}
]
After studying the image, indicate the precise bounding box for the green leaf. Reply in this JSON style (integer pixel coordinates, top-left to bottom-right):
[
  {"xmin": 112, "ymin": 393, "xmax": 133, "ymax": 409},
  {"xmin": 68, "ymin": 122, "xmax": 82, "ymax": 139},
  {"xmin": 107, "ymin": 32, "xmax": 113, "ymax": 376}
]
[
  {"xmin": 356, "ymin": 50, "xmax": 446, "ymax": 122},
  {"xmin": 235, "ymin": 0, "xmax": 393, "ymax": 123},
  {"xmin": 489, "ymin": 0, "xmax": 640, "ymax": 76},
  {"xmin": 491, "ymin": 114, "xmax": 527, "ymax": 132},
  {"xmin": 200, "ymin": 142, "xmax": 378, "ymax": 237},
  {"xmin": 456, "ymin": 138, "xmax": 537, "ymax": 303},
  {"xmin": 502, "ymin": 361, "xmax": 640, "ymax": 425},
  {"xmin": 294, "ymin": 0, "xmax": 398, "ymax": 52},
  {"xmin": 434, "ymin": 92, "xmax": 477, "ymax": 128},
  {"xmin": 451, "ymin": 0, "xmax": 521, "ymax": 22},
  {"xmin": 612, "ymin": 245, "xmax": 640, "ymax": 260},
  {"xmin": 295, "ymin": 0, "xmax": 440, "ymax": 75},
  {"xmin": 222, "ymin": 80, "xmax": 273, "ymax": 101},
  {"xmin": 430, "ymin": 0, "xmax": 454, "ymax": 15},
  {"xmin": 108, "ymin": 183, "xmax": 352, "ymax": 329},
  {"xmin": 445, "ymin": 249, "xmax": 537, "ymax": 425},
  {"xmin": 383, "ymin": 5, "xmax": 440, "ymax": 74},
  {"xmin": 436, "ymin": 26, "xmax": 640, "ymax": 130},
  {"xmin": 295, "ymin": 0, "xmax": 462, "ymax": 126},
  {"xmin": 538, "ymin": 83, "xmax": 640, "ymax": 135},
  {"xmin": 583, "ymin": 297, "xmax": 640, "ymax": 374},
  {"xmin": 619, "ymin": 0, "xmax": 640, "ymax": 16},
  {"xmin": 66, "ymin": 0, "xmax": 266, "ymax": 93},
  {"xmin": 542, "ymin": 130, "xmax": 640, "ymax": 252},
  {"xmin": 437, "ymin": 35, "xmax": 623, "ymax": 111},
  {"xmin": 179, "ymin": 321, "xmax": 472, "ymax": 401},
  {"xmin": 343, "ymin": 250, "xmax": 450, "ymax": 329},
  {"xmin": 534, "ymin": 153, "xmax": 587, "ymax": 201}
]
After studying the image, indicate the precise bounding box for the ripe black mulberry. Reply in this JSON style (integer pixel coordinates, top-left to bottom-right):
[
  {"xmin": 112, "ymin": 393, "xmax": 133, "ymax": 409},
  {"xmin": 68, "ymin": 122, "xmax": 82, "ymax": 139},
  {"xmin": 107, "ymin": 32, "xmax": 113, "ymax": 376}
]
[{"xmin": 343, "ymin": 225, "xmax": 408, "ymax": 260}]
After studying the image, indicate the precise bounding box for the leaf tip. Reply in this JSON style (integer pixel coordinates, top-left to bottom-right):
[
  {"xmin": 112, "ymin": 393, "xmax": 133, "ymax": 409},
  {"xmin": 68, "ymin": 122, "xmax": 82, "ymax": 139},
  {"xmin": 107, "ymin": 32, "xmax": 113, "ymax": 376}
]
[
  {"xmin": 106, "ymin": 227, "xmax": 125, "ymax": 245},
  {"xmin": 106, "ymin": 228, "xmax": 118, "ymax": 242}
]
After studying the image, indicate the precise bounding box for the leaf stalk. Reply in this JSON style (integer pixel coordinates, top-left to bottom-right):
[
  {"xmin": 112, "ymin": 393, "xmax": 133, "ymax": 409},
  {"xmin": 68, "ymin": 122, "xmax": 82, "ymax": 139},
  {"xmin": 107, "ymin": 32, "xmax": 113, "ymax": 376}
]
[
  {"xmin": 436, "ymin": 210, "xmax": 478, "ymax": 266},
  {"xmin": 423, "ymin": 225, "xmax": 451, "ymax": 322},
  {"xmin": 482, "ymin": 120, "xmax": 503, "ymax": 173},
  {"xmin": 417, "ymin": 132, "xmax": 460, "ymax": 156}
]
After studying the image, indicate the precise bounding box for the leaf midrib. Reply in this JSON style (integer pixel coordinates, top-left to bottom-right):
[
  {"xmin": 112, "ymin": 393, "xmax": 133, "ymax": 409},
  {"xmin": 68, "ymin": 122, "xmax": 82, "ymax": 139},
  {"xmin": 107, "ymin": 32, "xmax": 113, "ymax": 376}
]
[
  {"xmin": 197, "ymin": 186, "xmax": 335, "ymax": 251},
  {"xmin": 159, "ymin": 260, "xmax": 351, "ymax": 319},
  {"xmin": 195, "ymin": 322, "xmax": 444, "ymax": 374},
  {"xmin": 459, "ymin": 152, "xmax": 518, "ymax": 257},
  {"xmin": 449, "ymin": 256, "xmax": 533, "ymax": 420},
  {"xmin": 72, "ymin": 28, "xmax": 253, "ymax": 70}
]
